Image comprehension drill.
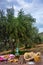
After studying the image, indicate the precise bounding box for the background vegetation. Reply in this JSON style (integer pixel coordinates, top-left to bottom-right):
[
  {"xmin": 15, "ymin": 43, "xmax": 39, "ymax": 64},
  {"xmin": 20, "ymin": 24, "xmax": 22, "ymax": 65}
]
[{"xmin": 0, "ymin": 7, "xmax": 43, "ymax": 53}]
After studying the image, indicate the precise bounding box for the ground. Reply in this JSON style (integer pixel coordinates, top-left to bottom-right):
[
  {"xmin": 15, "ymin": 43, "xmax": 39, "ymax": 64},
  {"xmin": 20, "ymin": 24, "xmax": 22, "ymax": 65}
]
[
  {"xmin": 0, "ymin": 44, "xmax": 43, "ymax": 65},
  {"xmin": 0, "ymin": 55, "xmax": 43, "ymax": 65}
]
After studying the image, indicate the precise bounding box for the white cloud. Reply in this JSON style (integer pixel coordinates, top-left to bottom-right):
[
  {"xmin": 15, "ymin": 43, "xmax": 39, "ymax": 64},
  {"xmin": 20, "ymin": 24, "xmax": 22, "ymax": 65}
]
[
  {"xmin": 39, "ymin": 28, "xmax": 43, "ymax": 33},
  {"xmin": 16, "ymin": 0, "xmax": 33, "ymax": 10},
  {"xmin": 7, "ymin": 0, "xmax": 12, "ymax": 2}
]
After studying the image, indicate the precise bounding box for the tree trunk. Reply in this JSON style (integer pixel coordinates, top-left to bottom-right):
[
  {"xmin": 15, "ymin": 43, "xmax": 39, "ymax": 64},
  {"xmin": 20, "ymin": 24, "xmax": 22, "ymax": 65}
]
[{"xmin": 25, "ymin": 43, "xmax": 27, "ymax": 49}]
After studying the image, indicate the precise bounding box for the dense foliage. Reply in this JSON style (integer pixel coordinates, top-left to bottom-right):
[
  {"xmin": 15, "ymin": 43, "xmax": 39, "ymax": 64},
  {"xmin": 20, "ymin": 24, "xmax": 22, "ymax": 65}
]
[{"xmin": 0, "ymin": 8, "xmax": 42, "ymax": 52}]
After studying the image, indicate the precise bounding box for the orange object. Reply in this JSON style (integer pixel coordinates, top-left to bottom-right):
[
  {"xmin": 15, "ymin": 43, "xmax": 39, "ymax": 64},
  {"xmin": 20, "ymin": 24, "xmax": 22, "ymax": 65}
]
[
  {"xmin": 4, "ymin": 55, "xmax": 9, "ymax": 59},
  {"xmin": 13, "ymin": 59, "xmax": 18, "ymax": 62},
  {"xmin": 34, "ymin": 55, "xmax": 41, "ymax": 62},
  {"xmin": 8, "ymin": 59, "xmax": 13, "ymax": 62}
]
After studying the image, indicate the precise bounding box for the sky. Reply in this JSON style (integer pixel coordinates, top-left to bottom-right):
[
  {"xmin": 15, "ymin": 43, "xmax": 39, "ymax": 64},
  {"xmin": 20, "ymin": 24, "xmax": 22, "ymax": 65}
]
[{"xmin": 0, "ymin": 0, "xmax": 43, "ymax": 33}]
